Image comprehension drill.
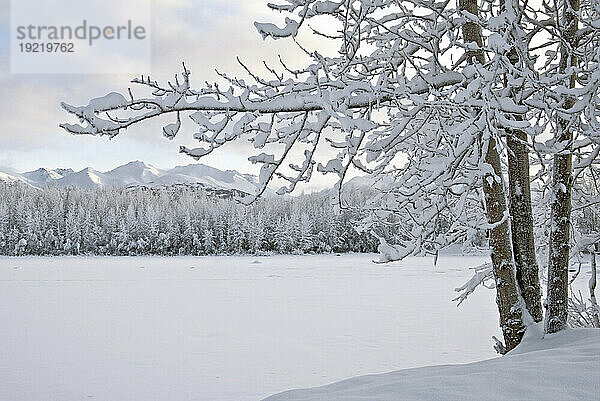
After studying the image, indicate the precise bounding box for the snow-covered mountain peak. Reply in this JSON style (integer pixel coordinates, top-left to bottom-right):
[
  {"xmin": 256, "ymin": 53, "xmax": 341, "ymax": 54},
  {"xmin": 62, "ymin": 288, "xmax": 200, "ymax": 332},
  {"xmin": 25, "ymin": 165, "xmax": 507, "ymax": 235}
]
[
  {"xmin": 170, "ymin": 163, "xmax": 237, "ymax": 183},
  {"xmin": 108, "ymin": 160, "xmax": 163, "ymax": 184},
  {"xmin": 0, "ymin": 161, "xmax": 269, "ymax": 197},
  {"xmin": 54, "ymin": 168, "xmax": 75, "ymax": 176},
  {"xmin": 54, "ymin": 167, "xmax": 113, "ymax": 189},
  {"xmin": 22, "ymin": 167, "xmax": 63, "ymax": 183}
]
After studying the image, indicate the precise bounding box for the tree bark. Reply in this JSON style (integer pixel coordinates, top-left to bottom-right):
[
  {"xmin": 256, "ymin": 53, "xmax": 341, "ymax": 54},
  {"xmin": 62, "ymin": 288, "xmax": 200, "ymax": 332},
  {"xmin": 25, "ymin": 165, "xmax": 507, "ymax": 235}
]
[
  {"xmin": 500, "ymin": 0, "xmax": 544, "ymax": 323},
  {"xmin": 507, "ymin": 130, "xmax": 543, "ymax": 322},
  {"xmin": 484, "ymin": 138, "xmax": 527, "ymax": 351},
  {"xmin": 545, "ymin": 0, "xmax": 579, "ymax": 334},
  {"xmin": 590, "ymin": 246, "xmax": 600, "ymax": 328},
  {"xmin": 460, "ymin": 0, "xmax": 526, "ymax": 351}
]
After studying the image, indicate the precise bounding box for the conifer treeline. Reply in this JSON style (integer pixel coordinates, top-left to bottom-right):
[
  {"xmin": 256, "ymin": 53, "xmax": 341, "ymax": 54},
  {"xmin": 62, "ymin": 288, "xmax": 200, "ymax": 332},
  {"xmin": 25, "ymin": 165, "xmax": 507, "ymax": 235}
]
[{"xmin": 0, "ymin": 182, "xmax": 381, "ymax": 256}]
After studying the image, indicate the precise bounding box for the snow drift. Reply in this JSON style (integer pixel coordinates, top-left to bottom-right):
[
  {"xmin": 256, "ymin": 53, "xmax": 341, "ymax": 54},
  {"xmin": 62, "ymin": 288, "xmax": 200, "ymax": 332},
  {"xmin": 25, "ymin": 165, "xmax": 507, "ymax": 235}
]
[{"xmin": 263, "ymin": 328, "xmax": 600, "ymax": 401}]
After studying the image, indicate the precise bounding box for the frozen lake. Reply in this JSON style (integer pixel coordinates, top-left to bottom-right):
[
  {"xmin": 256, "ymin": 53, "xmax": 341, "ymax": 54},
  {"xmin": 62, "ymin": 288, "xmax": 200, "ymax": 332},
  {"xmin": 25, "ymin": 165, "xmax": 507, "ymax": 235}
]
[{"xmin": 0, "ymin": 254, "xmax": 515, "ymax": 400}]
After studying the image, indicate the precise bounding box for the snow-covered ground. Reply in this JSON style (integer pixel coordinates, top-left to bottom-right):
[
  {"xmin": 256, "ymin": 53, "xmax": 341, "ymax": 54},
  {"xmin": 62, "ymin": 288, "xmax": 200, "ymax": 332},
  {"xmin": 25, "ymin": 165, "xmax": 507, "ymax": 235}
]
[
  {"xmin": 265, "ymin": 328, "xmax": 600, "ymax": 401},
  {"xmin": 0, "ymin": 254, "xmax": 595, "ymax": 401}
]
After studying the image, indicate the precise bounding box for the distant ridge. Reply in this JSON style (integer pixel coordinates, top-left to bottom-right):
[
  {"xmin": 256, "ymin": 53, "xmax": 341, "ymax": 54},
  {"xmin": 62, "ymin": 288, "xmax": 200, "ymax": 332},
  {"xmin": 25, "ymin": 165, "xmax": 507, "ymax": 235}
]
[{"xmin": 0, "ymin": 161, "xmax": 270, "ymax": 197}]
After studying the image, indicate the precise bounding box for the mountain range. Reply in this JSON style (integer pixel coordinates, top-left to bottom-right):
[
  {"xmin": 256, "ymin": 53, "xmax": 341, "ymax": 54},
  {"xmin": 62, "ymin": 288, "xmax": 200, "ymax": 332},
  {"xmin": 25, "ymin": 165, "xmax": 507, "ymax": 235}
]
[{"xmin": 0, "ymin": 161, "xmax": 268, "ymax": 197}]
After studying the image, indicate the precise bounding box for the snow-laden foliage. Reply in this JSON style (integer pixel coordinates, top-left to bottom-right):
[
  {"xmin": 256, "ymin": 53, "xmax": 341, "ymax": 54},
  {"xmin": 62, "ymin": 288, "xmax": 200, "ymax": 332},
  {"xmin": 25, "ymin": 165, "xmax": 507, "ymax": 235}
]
[
  {"xmin": 455, "ymin": 172, "xmax": 600, "ymax": 297},
  {"xmin": 0, "ymin": 182, "xmax": 382, "ymax": 256},
  {"xmin": 61, "ymin": 0, "xmax": 600, "ymax": 259},
  {"xmin": 530, "ymin": 168, "xmax": 600, "ymax": 269},
  {"xmin": 453, "ymin": 262, "xmax": 494, "ymax": 305}
]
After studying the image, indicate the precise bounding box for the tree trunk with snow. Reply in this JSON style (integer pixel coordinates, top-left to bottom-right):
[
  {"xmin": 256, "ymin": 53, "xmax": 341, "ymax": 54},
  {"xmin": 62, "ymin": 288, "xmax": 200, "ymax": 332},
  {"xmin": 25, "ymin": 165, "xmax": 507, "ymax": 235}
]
[
  {"xmin": 484, "ymin": 138, "xmax": 526, "ymax": 350},
  {"xmin": 501, "ymin": 0, "xmax": 543, "ymax": 323},
  {"xmin": 545, "ymin": 0, "xmax": 579, "ymax": 334},
  {"xmin": 507, "ymin": 130, "xmax": 543, "ymax": 322},
  {"xmin": 590, "ymin": 246, "xmax": 600, "ymax": 328},
  {"xmin": 460, "ymin": 0, "xmax": 525, "ymax": 351}
]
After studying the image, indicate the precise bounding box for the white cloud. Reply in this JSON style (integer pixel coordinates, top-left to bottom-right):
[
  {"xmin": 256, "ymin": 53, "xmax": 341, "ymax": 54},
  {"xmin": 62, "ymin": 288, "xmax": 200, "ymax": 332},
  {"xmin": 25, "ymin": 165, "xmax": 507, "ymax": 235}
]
[{"xmin": 0, "ymin": 0, "xmax": 342, "ymax": 191}]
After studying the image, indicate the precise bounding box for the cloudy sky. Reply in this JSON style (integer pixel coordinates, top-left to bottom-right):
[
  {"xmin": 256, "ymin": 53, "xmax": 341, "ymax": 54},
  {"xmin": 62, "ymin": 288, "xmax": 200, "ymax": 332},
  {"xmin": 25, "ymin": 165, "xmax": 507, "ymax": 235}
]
[{"xmin": 1, "ymin": 0, "xmax": 338, "ymax": 190}]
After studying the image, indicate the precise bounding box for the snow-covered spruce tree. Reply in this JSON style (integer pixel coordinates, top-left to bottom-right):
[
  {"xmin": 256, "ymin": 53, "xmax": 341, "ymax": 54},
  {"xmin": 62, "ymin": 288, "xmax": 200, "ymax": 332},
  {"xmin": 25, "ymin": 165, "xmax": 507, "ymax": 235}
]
[
  {"xmin": 0, "ymin": 181, "xmax": 378, "ymax": 256},
  {"xmin": 61, "ymin": 1, "xmax": 600, "ymax": 349}
]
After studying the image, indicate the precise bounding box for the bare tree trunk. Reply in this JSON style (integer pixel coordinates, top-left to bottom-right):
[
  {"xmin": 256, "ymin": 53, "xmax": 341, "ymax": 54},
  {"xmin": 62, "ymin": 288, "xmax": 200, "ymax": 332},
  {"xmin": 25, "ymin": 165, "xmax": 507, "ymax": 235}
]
[
  {"xmin": 545, "ymin": 0, "xmax": 579, "ymax": 334},
  {"xmin": 507, "ymin": 130, "xmax": 543, "ymax": 322},
  {"xmin": 484, "ymin": 138, "xmax": 527, "ymax": 350},
  {"xmin": 460, "ymin": 0, "xmax": 526, "ymax": 351},
  {"xmin": 502, "ymin": 23, "xmax": 543, "ymax": 322},
  {"xmin": 495, "ymin": 0, "xmax": 543, "ymax": 324}
]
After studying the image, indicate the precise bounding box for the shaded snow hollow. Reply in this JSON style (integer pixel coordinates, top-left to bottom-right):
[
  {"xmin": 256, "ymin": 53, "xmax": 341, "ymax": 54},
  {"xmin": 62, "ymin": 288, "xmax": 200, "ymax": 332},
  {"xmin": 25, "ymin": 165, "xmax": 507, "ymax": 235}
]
[{"xmin": 263, "ymin": 328, "xmax": 600, "ymax": 401}]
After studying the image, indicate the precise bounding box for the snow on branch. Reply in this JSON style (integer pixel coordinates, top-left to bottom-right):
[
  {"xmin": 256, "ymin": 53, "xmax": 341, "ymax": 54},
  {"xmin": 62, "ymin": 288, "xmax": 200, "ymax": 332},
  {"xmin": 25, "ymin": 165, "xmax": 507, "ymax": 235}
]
[
  {"xmin": 453, "ymin": 263, "xmax": 495, "ymax": 306},
  {"xmin": 255, "ymin": 18, "xmax": 300, "ymax": 40},
  {"xmin": 60, "ymin": 0, "xmax": 600, "ymax": 260}
]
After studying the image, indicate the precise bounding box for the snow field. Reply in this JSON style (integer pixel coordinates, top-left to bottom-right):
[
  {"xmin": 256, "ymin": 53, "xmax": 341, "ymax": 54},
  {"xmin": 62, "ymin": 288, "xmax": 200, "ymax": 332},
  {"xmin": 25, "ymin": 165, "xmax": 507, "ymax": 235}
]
[{"xmin": 0, "ymin": 254, "xmax": 595, "ymax": 401}]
